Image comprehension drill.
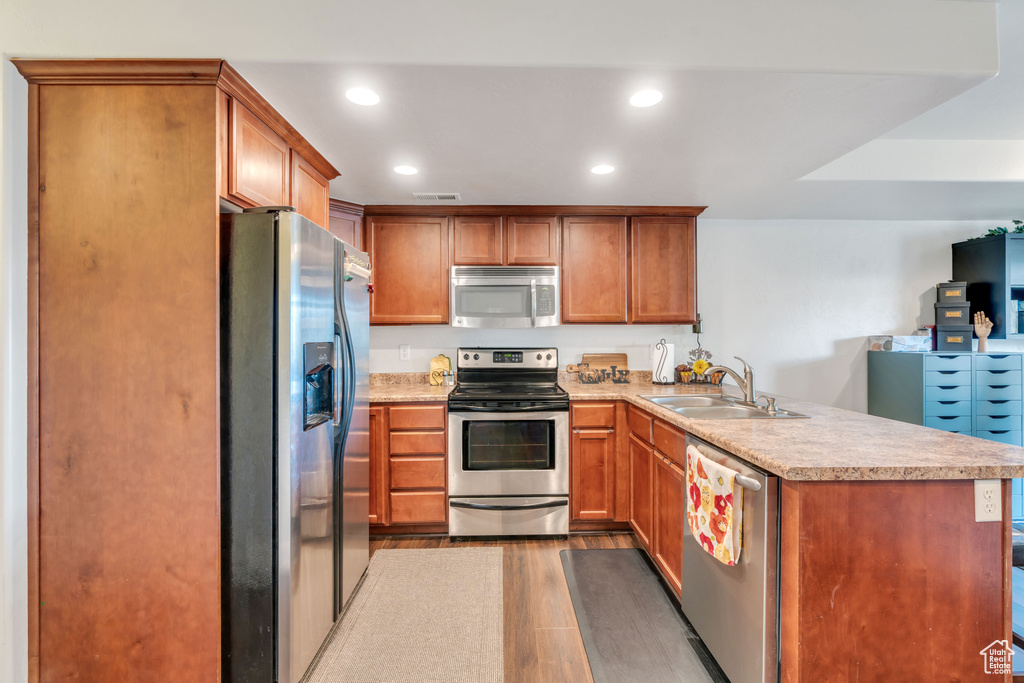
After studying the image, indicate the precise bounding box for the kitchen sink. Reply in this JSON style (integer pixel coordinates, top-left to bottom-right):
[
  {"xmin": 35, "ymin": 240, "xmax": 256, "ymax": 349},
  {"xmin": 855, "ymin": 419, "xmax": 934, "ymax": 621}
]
[{"xmin": 640, "ymin": 394, "xmax": 809, "ymax": 419}]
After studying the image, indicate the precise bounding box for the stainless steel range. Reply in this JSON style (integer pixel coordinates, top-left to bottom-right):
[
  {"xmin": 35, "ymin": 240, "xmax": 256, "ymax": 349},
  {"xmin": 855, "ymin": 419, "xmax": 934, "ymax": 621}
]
[{"xmin": 448, "ymin": 347, "xmax": 570, "ymax": 537}]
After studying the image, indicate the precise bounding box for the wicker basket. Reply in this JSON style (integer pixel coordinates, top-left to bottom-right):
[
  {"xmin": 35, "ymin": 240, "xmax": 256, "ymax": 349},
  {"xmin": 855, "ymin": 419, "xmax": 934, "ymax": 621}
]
[{"xmin": 674, "ymin": 370, "xmax": 724, "ymax": 385}]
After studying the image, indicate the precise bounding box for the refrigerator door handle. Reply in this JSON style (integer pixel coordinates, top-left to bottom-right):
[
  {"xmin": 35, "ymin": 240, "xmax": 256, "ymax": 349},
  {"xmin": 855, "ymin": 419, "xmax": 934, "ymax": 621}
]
[{"xmin": 333, "ymin": 327, "xmax": 344, "ymax": 426}]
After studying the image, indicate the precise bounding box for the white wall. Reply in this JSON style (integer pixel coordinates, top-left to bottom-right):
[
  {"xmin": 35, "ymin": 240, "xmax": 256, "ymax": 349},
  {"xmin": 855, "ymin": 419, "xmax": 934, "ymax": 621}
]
[
  {"xmin": 0, "ymin": 61, "xmax": 29, "ymax": 683},
  {"xmin": 371, "ymin": 219, "xmax": 1005, "ymax": 412}
]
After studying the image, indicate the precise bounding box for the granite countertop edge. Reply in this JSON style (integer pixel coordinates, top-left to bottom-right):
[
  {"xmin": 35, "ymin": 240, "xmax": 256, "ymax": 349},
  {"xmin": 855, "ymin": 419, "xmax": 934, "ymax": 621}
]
[{"xmin": 369, "ymin": 379, "xmax": 1024, "ymax": 481}]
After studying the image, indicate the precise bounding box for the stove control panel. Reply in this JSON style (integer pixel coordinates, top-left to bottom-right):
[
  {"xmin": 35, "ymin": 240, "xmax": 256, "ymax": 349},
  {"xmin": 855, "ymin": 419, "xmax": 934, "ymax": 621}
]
[{"xmin": 456, "ymin": 347, "xmax": 558, "ymax": 370}]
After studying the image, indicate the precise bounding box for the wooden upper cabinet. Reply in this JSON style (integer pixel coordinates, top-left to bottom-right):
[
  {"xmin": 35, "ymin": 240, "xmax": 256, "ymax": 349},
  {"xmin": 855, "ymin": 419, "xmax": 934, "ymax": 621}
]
[
  {"xmin": 230, "ymin": 99, "xmax": 290, "ymax": 208},
  {"xmin": 328, "ymin": 200, "xmax": 364, "ymax": 251},
  {"xmin": 368, "ymin": 216, "xmax": 450, "ymax": 324},
  {"xmin": 561, "ymin": 216, "xmax": 628, "ymax": 323},
  {"xmin": 290, "ymin": 151, "xmax": 329, "ymax": 229},
  {"xmin": 453, "ymin": 216, "xmax": 503, "ymax": 265},
  {"xmin": 630, "ymin": 216, "xmax": 697, "ymax": 323},
  {"xmin": 506, "ymin": 215, "xmax": 560, "ymax": 265}
]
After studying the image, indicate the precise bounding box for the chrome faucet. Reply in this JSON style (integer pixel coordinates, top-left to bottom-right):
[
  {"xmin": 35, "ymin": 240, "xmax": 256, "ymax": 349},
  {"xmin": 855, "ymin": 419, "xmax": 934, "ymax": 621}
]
[{"xmin": 703, "ymin": 356, "xmax": 757, "ymax": 405}]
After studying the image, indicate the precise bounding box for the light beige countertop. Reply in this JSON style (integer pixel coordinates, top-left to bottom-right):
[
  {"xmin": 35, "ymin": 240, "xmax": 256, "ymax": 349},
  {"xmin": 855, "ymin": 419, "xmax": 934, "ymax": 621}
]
[{"xmin": 369, "ymin": 375, "xmax": 1024, "ymax": 480}]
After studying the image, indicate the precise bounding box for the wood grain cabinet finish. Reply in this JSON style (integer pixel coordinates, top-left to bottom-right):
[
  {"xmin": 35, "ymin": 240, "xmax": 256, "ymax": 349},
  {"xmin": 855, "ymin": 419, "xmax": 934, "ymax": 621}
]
[
  {"xmin": 628, "ymin": 434, "xmax": 655, "ymax": 551},
  {"xmin": 453, "ymin": 216, "xmax": 503, "ymax": 265},
  {"xmin": 570, "ymin": 401, "xmax": 618, "ymax": 521},
  {"xmin": 15, "ymin": 58, "xmax": 340, "ymax": 683},
  {"xmin": 368, "ymin": 406, "xmax": 388, "ymax": 525},
  {"xmin": 506, "ymin": 215, "xmax": 560, "ymax": 265},
  {"xmin": 328, "ymin": 199, "xmax": 364, "ymax": 251},
  {"xmin": 229, "ymin": 99, "xmax": 290, "ymax": 207},
  {"xmin": 372, "ymin": 402, "xmax": 448, "ymax": 527},
  {"xmin": 652, "ymin": 453, "xmax": 685, "ymax": 596},
  {"xmin": 630, "ymin": 217, "xmax": 697, "ymax": 323},
  {"xmin": 367, "ymin": 216, "xmax": 450, "ymax": 324},
  {"xmin": 561, "ymin": 216, "xmax": 628, "ymax": 323},
  {"xmin": 290, "ymin": 151, "xmax": 329, "ymax": 229}
]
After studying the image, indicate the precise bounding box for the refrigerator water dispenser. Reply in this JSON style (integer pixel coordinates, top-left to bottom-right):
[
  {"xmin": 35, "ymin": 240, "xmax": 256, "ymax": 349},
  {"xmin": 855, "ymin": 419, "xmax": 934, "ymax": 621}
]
[{"xmin": 303, "ymin": 341, "xmax": 334, "ymax": 430}]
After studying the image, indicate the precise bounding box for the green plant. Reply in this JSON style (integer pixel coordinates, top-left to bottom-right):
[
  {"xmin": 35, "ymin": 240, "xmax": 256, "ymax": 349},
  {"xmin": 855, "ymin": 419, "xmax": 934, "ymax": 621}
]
[{"xmin": 969, "ymin": 219, "xmax": 1024, "ymax": 239}]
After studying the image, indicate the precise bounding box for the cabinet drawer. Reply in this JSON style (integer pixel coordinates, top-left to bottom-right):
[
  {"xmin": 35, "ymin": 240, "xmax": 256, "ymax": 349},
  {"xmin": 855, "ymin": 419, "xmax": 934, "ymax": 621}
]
[
  {"xmin": 627, "ymin": 405, "xmax": 653, "ymax": 444},
  {"xmin": 975, "ymin": 384, "xmax": 1023, "ymax": 401},
  {"xmin": 976, "ymin": 430, "xmax": 1023, "ymax": 446},
  {"xmin": 924, "ymin": 370, "xmax": 972, "ymax": 387},
  {"xmin": 976, "ymin": 370, "xmax": 1023, "ymax": 387},
  {"xmin": 924, "ymin": 415, "xmax": 972, "ymax": 432},
  {"xmin": 976, "ymin": 400, "xmax": 1023, "ymax": 417},
  {"xmin": 924, "ymin": 385, "xmax": 972, "ymax": 402},
  {"xmin": 976, "ymin": 415, "xmax": 1023, "ymax": 431},
  {"xmin": 924, "ymin": 354, "xmax": 971, "ymax": 372},
  {"xmin": 924, "ymin": 401, "xmax": 972, "ymax": 418},
  {"xmin": 571, "ymin": 402, "xmax": 616, "ymax": 428},
  {"xmin": 389, "ymin": 490, "xmax": 447, "ymax": 524},
  {"xmin": 389, "ymin": 404, "xmax": 446, "ymax": 430},
  {"xmin": 975, "ymin": 354, "xmax": 1022, "ymax": 371},
  {"xmin": 390, "ymin": 456, "xmax": 446, "ymax": 490},
  {"xmin": 652, "ymin": 420, "xmax": 686, "ymax": 465},
  {"xmin": 390, "ymin": 430, "xmax": 446, "ymax": 455}
]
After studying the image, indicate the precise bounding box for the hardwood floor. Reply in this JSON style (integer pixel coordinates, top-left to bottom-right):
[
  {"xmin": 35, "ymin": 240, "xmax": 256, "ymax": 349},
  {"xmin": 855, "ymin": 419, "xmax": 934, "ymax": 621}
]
[{"xmin": 369, "ymin": 532, "xmax": 642, "ymax": 683}]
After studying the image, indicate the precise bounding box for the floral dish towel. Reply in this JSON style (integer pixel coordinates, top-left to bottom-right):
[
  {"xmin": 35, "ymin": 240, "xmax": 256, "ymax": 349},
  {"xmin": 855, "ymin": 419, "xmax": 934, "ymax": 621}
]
[{"xmin": 686, "ymin": 445, "xmax": 743, "ymax": 566}]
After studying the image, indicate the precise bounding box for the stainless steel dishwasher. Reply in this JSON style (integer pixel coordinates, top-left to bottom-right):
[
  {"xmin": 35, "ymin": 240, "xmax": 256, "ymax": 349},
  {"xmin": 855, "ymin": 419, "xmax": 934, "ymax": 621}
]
[{"xmin": 681, "ymin": 434, "xmax": 779, "ymax": 683}]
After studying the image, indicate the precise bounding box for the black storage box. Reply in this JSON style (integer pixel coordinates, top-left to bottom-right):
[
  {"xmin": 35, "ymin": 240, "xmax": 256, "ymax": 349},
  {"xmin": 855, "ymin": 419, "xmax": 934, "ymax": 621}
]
[
  {"xmin": 935, "ymin": 325, "xmax": 973, "ymax": 351},
  {"xmin": 935, "ymin": 301, "xmax": 971, "ymax": 325},
  {"xmin": 937, "ymin": 281, "xmax": 967, "ymax": 303}
]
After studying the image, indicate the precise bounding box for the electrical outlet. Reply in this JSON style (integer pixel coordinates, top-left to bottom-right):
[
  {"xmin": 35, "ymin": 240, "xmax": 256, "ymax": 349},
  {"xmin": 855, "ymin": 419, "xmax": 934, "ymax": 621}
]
[
  {"xmin": 399, "ymin": 344, "xmax": 411, "ymax": 361},
  {"xmin": 974, "ymin": 479, "xmax": 1002, "ymax": 522}
]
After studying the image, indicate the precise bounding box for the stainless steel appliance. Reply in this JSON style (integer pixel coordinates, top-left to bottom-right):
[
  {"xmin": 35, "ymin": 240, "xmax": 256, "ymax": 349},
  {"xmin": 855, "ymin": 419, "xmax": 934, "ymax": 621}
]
[
  {"xmin": 448, "ymin": 348, "xmax": 570, "ymax": 536},
  {"xmin": 220, "ymin": 208, "xmax": 370, "ymax": 683},
  {"xmin": 333, "ymin": 241, "xmax": 371, "ymax": 616},
  {"xmin": 450, "ymin": 266, "xmax": 559, "ymax": 328},
  {"xmin": 681, "ymin": 434, "xmax": 779, "ymax": 683}
]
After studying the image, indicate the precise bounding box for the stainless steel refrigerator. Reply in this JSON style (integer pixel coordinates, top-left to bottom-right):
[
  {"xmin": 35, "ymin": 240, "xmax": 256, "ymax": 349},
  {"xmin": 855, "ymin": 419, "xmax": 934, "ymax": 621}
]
[{"xmin": 220, "ymin": 208, "xmax": 370, "ymax": 683}]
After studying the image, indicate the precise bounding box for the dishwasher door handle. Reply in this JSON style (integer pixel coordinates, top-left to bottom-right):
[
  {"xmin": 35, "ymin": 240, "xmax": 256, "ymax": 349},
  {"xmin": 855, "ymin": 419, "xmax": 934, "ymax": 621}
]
[{"xmin": 734, "ymin": 474, "xmax": 762, "ymax": 492}]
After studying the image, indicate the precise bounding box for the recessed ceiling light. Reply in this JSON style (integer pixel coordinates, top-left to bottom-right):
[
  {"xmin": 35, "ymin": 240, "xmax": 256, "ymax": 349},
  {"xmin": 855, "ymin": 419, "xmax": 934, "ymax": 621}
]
[
  {"xmin": 629, "ymin": 90, "xmax": 663, "ymax": 108},
  {"xmin": 346, "ymin": 88, "xmax": 380, "ymax": 106},
  {"xmin": 591, "ymin": 164, "xmax": 615, "ymax": 175},
  {"xmin": 394, "ymin": 165, "xmax": 418, "ymax": 175}
]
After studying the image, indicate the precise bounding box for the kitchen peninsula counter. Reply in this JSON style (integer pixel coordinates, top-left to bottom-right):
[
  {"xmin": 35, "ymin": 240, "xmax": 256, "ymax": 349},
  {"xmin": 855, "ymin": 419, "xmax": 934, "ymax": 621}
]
[{"xmin": 566, "ymin": 380, "xmax": 1024, "ymax": 481}]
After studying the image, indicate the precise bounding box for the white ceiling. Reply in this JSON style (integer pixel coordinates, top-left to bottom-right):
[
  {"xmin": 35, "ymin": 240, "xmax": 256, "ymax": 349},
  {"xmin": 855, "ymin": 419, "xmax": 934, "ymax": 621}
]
[{"xmin": 4, "ymin": 0, "xmax": 1022, "ymax": 219}]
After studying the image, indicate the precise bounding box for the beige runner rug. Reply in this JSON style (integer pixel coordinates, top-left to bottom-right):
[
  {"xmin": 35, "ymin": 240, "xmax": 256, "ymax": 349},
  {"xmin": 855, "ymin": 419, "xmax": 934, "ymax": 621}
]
[{"xmin": 304, "ymin": 547, "xmax": 504, "ymax": 683}]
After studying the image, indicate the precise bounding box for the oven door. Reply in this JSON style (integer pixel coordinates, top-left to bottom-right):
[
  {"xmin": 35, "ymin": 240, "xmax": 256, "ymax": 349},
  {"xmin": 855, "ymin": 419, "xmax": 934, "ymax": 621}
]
[{"xmin": 448, "ymin": 410, "xmax": 569, "ymax": 497}]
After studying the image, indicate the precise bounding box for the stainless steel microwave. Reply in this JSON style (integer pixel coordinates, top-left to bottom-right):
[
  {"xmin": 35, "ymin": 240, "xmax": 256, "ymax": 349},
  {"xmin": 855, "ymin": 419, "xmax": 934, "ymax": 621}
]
[{"xmin": 450, "ymin": 266, "xmax": 559, "ymax": 328}]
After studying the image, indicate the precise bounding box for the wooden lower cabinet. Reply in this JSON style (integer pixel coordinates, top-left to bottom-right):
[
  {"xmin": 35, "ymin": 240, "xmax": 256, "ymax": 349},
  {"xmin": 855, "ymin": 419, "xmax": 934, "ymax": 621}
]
[
  {"xmin": 368, "ymin": 406, "xmax": 388, "ymax": 525},
  {"xmin": 370, "ymin": 402, "xmax": 448, "ymax": 529},
  {"xmin": 628, "ymin": 434, "xmax": 655, "ymax": 550},
  {"xmin": 652, "ymin": 453, "xmax": 685, "ymax": 596},
  {"xmin": 570, "ymin": 401, "xmax": 618, "ymax": 522}
]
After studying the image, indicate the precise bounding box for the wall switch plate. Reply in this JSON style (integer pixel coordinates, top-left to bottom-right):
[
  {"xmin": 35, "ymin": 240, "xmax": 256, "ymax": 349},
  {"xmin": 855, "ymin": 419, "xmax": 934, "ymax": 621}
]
[
  {"xmin": 974, "ymin": 479, "xmax": 1002, "ymax": 522},
  {"xmin": 399, "ymin": 344, "xmax": 411, "ymax": 361}
]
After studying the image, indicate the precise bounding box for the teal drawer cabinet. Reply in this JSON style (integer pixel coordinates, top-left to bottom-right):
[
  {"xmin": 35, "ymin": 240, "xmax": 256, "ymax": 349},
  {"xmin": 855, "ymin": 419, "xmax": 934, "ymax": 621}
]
[{"xmin": 869, "ymin": 350, "xmax": 1024, "ymax": 519}]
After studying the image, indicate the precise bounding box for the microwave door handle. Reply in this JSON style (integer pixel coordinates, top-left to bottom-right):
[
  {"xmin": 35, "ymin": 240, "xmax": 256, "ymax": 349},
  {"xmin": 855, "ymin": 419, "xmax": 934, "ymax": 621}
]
[{"xmin": 530, "ymin": 279, "xmax": 537, "ymax": 327}]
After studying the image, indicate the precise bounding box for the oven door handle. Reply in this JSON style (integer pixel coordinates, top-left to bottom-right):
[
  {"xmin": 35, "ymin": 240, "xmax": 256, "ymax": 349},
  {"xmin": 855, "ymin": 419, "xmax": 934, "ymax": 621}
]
[
  {"xmin": 449, "ymin": 404, "xmax": 568, "ymax": 413},
  {"xmin": 450, "ymin": 499, "xmax": 568, "ymax": 511}
]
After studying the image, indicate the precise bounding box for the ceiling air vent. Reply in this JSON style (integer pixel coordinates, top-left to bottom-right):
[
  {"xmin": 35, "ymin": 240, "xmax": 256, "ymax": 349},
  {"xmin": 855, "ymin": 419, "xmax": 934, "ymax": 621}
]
[{"xmin": 413, "ymin": 192, "xmax": 461, "ymax": 201}]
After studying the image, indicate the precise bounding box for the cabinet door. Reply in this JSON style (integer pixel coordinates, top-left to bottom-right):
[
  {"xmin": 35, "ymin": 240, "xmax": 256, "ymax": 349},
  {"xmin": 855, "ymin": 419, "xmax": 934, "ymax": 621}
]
[
  {"xmin": 653, "ymin": 453, "xmax": 685, "ymax": 595},
  {"xmin": 367, "ymin": 216, "xmax": 450, "ymax": 324},
  {"xmin": 506, "ymin": 215, "xmax": 559, "ymax": 265},
  {"xmin": 629, "ymin": 434, "xmax": 654, "ymax": 550},
  {"xmin": 630, "ymin": 216, "xmax": 696, "ymax": 323},
  {"xmin": 562, "ymin": 216, "xmax": 627, "ymax": 323},
  {"xmin": 368, "ymin": 406, "xmax": 388, "ymax": 525},
  {"xmin": 328, "ymin": 201, "xmax": 364, "ymax": 251},
  {"xmin": 229, "ymin": 99, "xmax": 289, "ymax": 207},
  {"xmin": 571, "ymin": 428, "xmax": 616, "ymax": 521},
  {"xmin": 289, "ymin": 150, "xmax": 329, "ymax": 229},
  {"xmin": 453, "ymin": 216, "xmax": 503, "ymax": 265}
]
